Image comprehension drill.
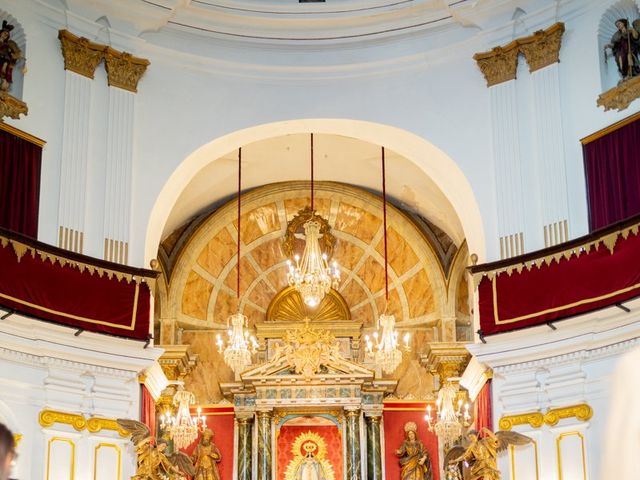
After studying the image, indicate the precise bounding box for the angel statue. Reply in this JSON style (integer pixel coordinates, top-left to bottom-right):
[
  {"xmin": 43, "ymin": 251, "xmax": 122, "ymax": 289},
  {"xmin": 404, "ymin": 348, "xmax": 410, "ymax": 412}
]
[
  {"xmin": 117, "ymin": 419, "xmax": 196, "ymax": 480},
  {"xmin": 604, "ymin": 18, "xmax": 640, "ymax": 81},
  {"xmin": 446, "ymin": 427, "xmax": 532, "ymax": 480}
]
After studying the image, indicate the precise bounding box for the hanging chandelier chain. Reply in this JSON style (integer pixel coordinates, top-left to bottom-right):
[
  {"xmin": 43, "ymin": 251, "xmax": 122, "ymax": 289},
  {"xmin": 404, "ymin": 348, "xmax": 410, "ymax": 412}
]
[
  {"xmin": 237, "ymin": 147, "xmax": 241, "ymax": 300},
  {"xmin": 311, "ymin": 133, "xmax": 314, "ymax": 212}
]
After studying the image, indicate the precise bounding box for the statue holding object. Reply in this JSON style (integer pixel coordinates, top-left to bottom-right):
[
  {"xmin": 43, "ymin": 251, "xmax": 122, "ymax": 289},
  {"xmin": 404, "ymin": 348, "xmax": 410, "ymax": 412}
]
[
  {"xmin": 117, "ymin": 419, "xmax": 195, "ymax": 480},
  {"xmin": 445, "ymin": 427, "xmax": 532, "ymax": 480},
  {"xmin": 605, "ymin": 18, "xmax": 640, "ymax": 81},
  {"xmin": 0, "ymin": 20, "xmax": 21, "ymax": 92}
]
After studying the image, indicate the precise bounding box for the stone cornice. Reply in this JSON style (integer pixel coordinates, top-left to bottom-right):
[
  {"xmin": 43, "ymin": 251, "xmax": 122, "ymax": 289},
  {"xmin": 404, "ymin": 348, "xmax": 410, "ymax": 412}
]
[
  {"xmin": 597, "ymin": 75, "xmax": 640, "ymax": 112},
  {"xmin": 474, "ymin": 22, "xmax": 565, "ymax": 87},
  {"xmin": 498, "ymin": 403, "xmax": 593, "ymax": 430}
]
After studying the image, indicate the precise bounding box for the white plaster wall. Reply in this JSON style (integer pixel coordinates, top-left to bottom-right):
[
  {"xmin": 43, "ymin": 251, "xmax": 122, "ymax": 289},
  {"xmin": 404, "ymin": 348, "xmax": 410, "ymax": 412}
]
[
  {"xmin": 0, "ymin": 313, "xmax": 164, "ymax": 480},
  {"xmin": 0, "ymin": 0, "xmax": 638, "ymax": 266},
  {"xmin": 467, "ymin": 297, "xmax": 640, "ymax": 480}
]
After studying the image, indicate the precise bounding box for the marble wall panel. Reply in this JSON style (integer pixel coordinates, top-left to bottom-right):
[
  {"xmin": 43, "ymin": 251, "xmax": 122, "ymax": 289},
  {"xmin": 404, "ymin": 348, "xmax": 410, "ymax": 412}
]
[
  {"xmin": 352, "ymin": 302, "xmax": 374, "ymax": 326},
  {"xmin": 251, "ymin": 237, "xmax": 286, "ymax": 270},
  {"xmin": 283, "ymin": 197, "xmax": 331, "ymax": 220},
  {"xmin": 182, "ymin": 331, "xmax": 234, "ymax": 403},
  {"xmin": 456, "ymin": 273, "xmax": 470, "ymax": 315},
  {"xmin": 357, "ymin": 256, "xmax": 386, "ymax": 295},
  {"xmin": 182, "ymin": 270, "xmax": 214, "ymax": 320},
  {"xmin": 233, "ymin": 203, "xmax": 281, "ymax": 245},
  {"xmin": 334, "ymin": 202, "xmax": 382, "ymax": 243},
  {"xmin": 267, "ymin": 266, "xmax": 289, "ymax": 293},
  {"xmin": 374, "ymin": 288, "xmax": 402, "ymax": 320},
  {"xmin": 332, "ymin": 238, "xmax": 364, "ymax": 271},
  {"xmin": 247, "ymin": 280, "xmax": 274, "ymax": 312},
  {"xmin": 223, "ymin": 256, "xmax": 259, "ymax": 294},
  {"xmin": 375, "ymin": 227, "xmax": 419, "ymax": 277},
  {"xmin": 213, "ymin": 289, "xmax": 236, "ymax": 323},
  {"xmin": 243, "ymin": 303, "xmax": 265, "ymax": 327},
  {"xmin": 197, "ymin": 228, "xmax": 236, "ymax": 278},
  {"xmin": 402, "ymin": 269, "xmax": 435, "ymax": 318},
  {"xmin": 340, "ymin": 279, "xmax": 368, "ymax": 307}
]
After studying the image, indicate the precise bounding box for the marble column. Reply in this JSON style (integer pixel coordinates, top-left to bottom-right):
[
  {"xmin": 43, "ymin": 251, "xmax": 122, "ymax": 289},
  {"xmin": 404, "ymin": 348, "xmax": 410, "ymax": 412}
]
[
  {"xmin": 365, "ymin": 415, "xmax": 382, "ymax": 480},
  {"xmin": 257, "ymin": 410, "xmax": 273, "ymax": 480},
  {"xmin": 237, "ymin": 416, "xmax": 254, "ymax": 480},
  {"xmin": 345, "ymin": 408, "xmax": 362, "ymax": 480}
]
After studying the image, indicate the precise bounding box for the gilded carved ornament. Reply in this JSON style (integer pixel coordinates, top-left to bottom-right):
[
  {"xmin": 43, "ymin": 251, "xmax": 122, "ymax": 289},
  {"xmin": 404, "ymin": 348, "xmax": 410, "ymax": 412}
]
[
  {"xmin": 0, "ymin": 91, "xmax": 27, "ymax": 120},
  {"xmin": 58, "ymin": 30, "xmax": 106, "ymax": 79},
  {"xmin": 498, "ymin": 403, "xmax": 593, "ymax": 431},
  {"xmin": 104, "ymin": 47, "xmax": 150, "ymax": 93},
  {"xmin": 283, "ymin": 207, "xmax": 336, "ymax": 259},
  {"xmin": 38, "ymin": 409, "xmax": 129, "ymax": 436},
  {"xmin": 473, "ymin": 22, "xmax": 565, "ymax": 87},
  {"xmin": 597, "ymin": 75, "xmax": 640, "ymax": 111},
  {"xmin": 518, "ymin": 23, "xmax": 565, "ymax": 73}
]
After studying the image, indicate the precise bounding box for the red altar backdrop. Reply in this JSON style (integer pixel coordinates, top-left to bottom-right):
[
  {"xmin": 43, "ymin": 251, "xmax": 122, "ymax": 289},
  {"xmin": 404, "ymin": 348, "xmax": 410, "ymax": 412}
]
[
  {"xmin": 473, "ymin": 219, "xmax": 640, "ymax": 336},
  {"xmin": 277, "ymin": 424, "xmax": 343, "ymax": 480},
  {"xmin": 383, "ymin": 401, "xmax": 439, "ymax": 480},
  {"xmin": 184, "ymin": 405, "xmax": 235, "ymax": 480},
  {"xmin": 0, "ymin": 228, "xmax": 156, "ymax": 339}
]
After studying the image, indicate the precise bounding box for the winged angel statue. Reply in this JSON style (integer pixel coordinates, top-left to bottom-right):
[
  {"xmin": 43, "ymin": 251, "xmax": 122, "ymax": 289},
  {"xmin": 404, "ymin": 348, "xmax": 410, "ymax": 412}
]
[
  {"xmin": 444, "ymin": 427, "xmax": 532, "ymax": 480},
  {"xmin": 117, "ymin": 419, "xmax": 196, "ymax": 480}
]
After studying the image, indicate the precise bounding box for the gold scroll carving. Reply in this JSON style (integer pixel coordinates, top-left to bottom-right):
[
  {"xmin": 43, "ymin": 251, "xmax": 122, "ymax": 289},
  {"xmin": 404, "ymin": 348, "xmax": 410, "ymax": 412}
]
[
  {"xmin": 518, "ymin": 23, "xmax": 565, "ymax": 73},
  {"xmin": 58, "ymin": 30, "xmax": 106, "ymax": 79},
  {"xmin": 473, "ymin": 22, "xmax": 565, "ymax": 86},
  {"xmin": 266, "ymin": 286, "xmax": 351, "ymax": 322},
  {"xmin": 499, "ymin": 403, "xmax": 593, "ymax": 431},
  {"xmin": 0, "ymin": 91, "xmax": 27, "ymax": 120},
  {"xmin": 597, "ymin": 75, "xmax": 640, "ymax": 112},
  {"xmin": 38, "ymin": 409, "xmax": 129, "ymax": 437},
  {"xmin": 473, "ymin": 42, "xmax": 520, "ymax": 87},
  {"xmin": 104, "ymin": 48, "xmax": 150, "ymax": 93}
]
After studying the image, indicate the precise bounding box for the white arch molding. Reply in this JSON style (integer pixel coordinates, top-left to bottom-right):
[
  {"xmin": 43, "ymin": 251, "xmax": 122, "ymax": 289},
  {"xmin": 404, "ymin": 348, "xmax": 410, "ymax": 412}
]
[{"xmin": 144, "ymin": 119, "xmax": 486, "ymax": 264}]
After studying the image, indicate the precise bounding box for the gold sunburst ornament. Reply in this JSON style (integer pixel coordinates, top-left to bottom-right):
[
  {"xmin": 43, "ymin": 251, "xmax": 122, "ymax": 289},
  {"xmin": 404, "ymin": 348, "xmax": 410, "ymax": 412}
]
[{"xmin": 285, "ymin": 431, "xmax": 334, "ymax": 480}]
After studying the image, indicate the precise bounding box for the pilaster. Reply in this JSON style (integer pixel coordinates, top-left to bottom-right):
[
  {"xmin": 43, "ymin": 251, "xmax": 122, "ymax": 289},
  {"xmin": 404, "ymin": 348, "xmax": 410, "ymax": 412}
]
[
  {"xmin": 256, "ymin": 409, "xmax": 273, "ymax": 480},
  {"xmin": 345, "ymin": 407, "xmax": 362, "ymax": 480}
]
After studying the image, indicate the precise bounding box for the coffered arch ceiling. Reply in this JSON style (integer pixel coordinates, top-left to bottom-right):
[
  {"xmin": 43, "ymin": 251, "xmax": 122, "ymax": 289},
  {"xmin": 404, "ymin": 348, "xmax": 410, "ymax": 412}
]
[{"xmin": 161, "ymin": 182, "xmax": 467, "ymax": 331}]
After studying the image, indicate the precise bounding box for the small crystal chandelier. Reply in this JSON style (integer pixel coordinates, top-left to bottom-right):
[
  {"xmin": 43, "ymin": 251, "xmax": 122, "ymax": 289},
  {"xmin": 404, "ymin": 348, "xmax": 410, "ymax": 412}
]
[
  {"xmin": 215, "ymin": 147, "xmax": 258, "ymax": 373},
  {"xmin": 425, "ymin": 382, "xmax": 471, "ymax": 446},
  {"xmin": 287, "ymin": 134, "xmax": 341, "ymax": 307},
  {"xmin": 159, "ymin": 386, "xmax": 206, "ymax": 449},
  {"xmin": 216, "ymin": 312, "xmax": 258, "ymax": 373},
  {"xmin": 365, "ymin": 314, "xmax": 410, "ymax": 374},
  {"xmin": 364, "ymin": 146, "xmax": 410, "ymax": 374}
]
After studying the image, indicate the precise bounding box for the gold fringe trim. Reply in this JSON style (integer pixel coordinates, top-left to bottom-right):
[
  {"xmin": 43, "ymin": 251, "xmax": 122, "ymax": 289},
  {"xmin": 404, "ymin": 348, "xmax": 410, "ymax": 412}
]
[
  {"xmin": 471, "ymin": 222, "xmax": 640, "ymax": 289},
  {"xmin": 1, "ymin": 234, "xmax": 155, "ymax": 292}
]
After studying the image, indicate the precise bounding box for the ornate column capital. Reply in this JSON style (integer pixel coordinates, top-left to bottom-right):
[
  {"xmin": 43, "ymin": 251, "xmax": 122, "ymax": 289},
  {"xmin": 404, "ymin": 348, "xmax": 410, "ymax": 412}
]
[
  {"xmin": 0, "ymin": 91, "xmax": 27, "ymax": 120},
  {"xmin": 473, "ymin": 42, "xmax": 519, "ymax": 87},
  {"xmin": 58, "ymin": 30, "xmax": 106, "ymax": 79},
  {"xmin": 105, "ymin": 47, "xmax": 150, "ymax": 93},
  {"xmin": 157, "ymin": 345, "xmax": 198, "ymax": 382},
  {"xmin": 518, "ymin": 22, "xmax": 565, "ymax": 73},
  {"xmin": 421, "ymin": 343, "xmax": 470, "ymax": 382}
]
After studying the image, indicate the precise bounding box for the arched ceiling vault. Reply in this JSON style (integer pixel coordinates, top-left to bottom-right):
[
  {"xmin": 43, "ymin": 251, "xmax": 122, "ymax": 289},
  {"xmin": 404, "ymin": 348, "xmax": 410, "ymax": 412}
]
[{"xmin": 160, "ymin": 182, "xmax": 467, "ymax": 332}]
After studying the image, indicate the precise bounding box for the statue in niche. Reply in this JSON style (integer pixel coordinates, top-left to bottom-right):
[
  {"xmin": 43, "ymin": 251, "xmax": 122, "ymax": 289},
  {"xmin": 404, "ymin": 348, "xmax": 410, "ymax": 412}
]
[
  {"xmin": 295, "ymin": 450, "xmax": 328, "ymax": 480},
  {"xmin": 605, "ymin": 18, "xmax": 640, "ymax": 81},
  {"xmin": 192, "ymin": 428, "xmax": 222, "ymax": 480},
  {"xmin": 396, "ymin": 422, "xmax": 433, "ymax": 480},
  {"xmin": 117, "ymin": 419, "xmax": 196, "ymax": 479},
  {"xmin": 0, "ymin": 20, "xmax": 21, "ymax": 92},
  {"xmin": 446, "ymin": 428, "xmax": 532, "ymax": 480}
]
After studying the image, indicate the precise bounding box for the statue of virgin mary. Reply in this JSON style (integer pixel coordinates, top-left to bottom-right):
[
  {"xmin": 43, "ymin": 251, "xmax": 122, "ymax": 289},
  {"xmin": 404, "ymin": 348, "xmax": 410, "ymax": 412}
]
[{"xmin": 295, "ymin": 452, "xmax": 327, "ymax": 480}]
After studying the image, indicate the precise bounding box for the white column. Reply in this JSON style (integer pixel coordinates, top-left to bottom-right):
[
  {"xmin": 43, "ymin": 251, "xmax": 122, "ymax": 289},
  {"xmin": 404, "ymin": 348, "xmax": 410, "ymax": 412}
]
[
  {"xmin": 530, "ymin": 63, "xmax": 570, "ymax": 248},
  {"xmin": 58, "ymin": 71, "xmax": 92, "ymax": 254},
  {"xmin": 103, "ymin": 86, "xmax": 135, "ymax": 264},
  {"xmin": 490, "ymin": 80, "xmax": 526, "ymax": 259}
]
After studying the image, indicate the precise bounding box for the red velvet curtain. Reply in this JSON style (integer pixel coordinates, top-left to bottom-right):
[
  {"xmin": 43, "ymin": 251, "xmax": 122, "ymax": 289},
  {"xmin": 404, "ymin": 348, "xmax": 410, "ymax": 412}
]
[
  {"xmin": 141, "ymin": 385, "xmax": 156, "ymax": 439},
  {"xmin": 474, "ymin": 380, "xmax": 493, "ymax": 433},
  {"xmin": 583, "ymin": 118, "xmax": 640, "ymax": 231},
  {"xmin": 0, "ymin": 128, "xmax": 42, "ymax": 238}
]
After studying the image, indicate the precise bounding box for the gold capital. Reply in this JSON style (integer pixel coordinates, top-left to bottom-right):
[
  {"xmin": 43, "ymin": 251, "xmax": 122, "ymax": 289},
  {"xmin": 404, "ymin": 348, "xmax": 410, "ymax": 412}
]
[
  {"xmin": 473, "ymin": 42, "xmax": 519, "ymax": 87},
  {"xmin": 58, "ymin": 30, "xmax": 106, "ymax": 79},
  {"xmin": 518, "ymin": 23, "xmax": 565, "ymax": 73},
  {"xmin": 104, "ymin": 48, "xmax": 150, "ymax": 93}
]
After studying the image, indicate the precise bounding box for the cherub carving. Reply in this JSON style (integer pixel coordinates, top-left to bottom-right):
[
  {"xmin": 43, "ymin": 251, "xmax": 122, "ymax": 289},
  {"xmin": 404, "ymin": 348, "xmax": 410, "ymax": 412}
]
[
  {"xmin": 445, "ymin": 427, "xmax": 532, "ymax": 480},
  {"xmin": 117, "ymin": 419, "xmax": 195, "ymax": 480}
]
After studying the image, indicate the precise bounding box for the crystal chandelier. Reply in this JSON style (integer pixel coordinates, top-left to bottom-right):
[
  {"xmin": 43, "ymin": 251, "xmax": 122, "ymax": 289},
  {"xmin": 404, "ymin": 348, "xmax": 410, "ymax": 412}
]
[
  {"xmin": 159, "ymin": 386, "xmax": 206, "ymax": 449},
  {"xmin": 287, "ymin": 134, "xmax": 340, "ymax": 307},
  {"xmin": 216, "ymin": 312, "xmax": 258, "ymax": 373},
  {"xmin": 424, "ymin": 382, "xmax": 471, "ymax": 446},
  {"xmin": 364, "ymin": 146, "xmax": 410, "ymax": 374},
  {"xmin": 215, "ymin": 147, "xmax": 258, "ymax": 373}
]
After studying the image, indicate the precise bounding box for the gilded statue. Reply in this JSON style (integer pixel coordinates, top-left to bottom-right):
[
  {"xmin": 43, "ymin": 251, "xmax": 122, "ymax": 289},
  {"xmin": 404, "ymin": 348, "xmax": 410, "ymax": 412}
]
[
  {"xmin": 0, "ymin": 20, "xmax": 21, "ymax": 92},
  {"xmin": 445, "ymin": 428, "xmax": 532, "ymax": 480},
  {"xmin": 396, "ymin": 422, "xmax": 433, "ymax": 480},
  {"xmin": 192, "ymin": 428, "xmax": 222, "ymax": 480},
  {"xmin": 605, "ymin": 18, "xmax": 640, "ymax": 81},
  {"xmin": 117, "ymin": 419, "xmax": 195, "ymax": 480}
]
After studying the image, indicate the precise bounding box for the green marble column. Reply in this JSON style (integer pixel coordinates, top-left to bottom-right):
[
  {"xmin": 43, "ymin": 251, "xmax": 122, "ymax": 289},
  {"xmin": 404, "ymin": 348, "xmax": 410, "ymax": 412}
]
[
  {"xmin": 257, "ymin": 410, "xmax": 273, "ymax": 480},
  {"xmin": 345, "ymin": 408, "xmax": 362, "ymax": 480},
  {"xmin": 237, "ymin": 417, "xmax": 253, "ymax": 480},
  {"xmin": 365, "ymin": 415, "xmax": 382, "ymax": 480}
]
